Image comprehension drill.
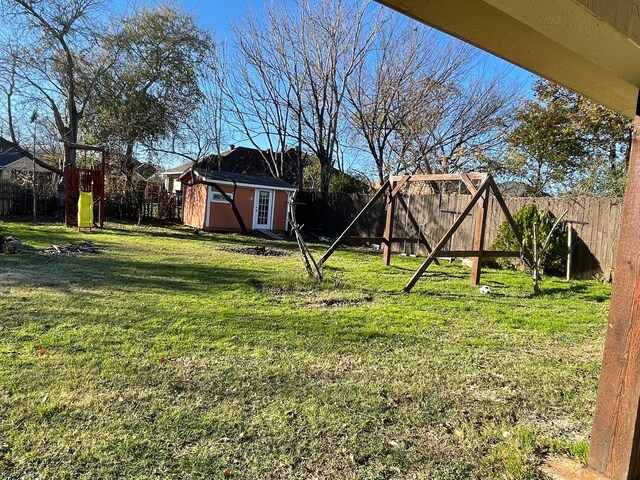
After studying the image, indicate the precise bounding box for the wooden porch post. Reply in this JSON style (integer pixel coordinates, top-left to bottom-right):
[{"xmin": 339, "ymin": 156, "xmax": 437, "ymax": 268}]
[
  {"xmin": 586, "ymin": 91, "xmax": 640, "ymax": 480},
  {"xmin": 382, "ymin": 180, "xmax": 395, "ymax": 266}
]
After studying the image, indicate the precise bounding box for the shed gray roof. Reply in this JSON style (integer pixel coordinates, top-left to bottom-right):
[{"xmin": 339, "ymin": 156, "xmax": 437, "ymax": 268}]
[{"xmin": 187, "ymin": 168, "xmax": 297, "ymax": 190}]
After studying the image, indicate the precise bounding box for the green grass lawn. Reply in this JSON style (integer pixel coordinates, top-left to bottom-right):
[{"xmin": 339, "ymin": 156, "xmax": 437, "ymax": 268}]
[{"xmin": 0, "ymin": 221, "xmax": 610, "ymax": 479}]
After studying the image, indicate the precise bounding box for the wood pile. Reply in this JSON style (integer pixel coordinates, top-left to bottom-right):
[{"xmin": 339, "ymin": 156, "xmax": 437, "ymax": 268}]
[
  {"xmin": 221, "ymin": 245, "xmax": 287, "ymax": 257},
  {"xmin": 43, "ymin": 241, "xmax": 102, "ymax": 256}
]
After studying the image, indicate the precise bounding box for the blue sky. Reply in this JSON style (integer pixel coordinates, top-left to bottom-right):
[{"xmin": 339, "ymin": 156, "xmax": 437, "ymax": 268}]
[
  {"xmin": 144, "ymin": 0, "xmax": 537, "ymax": 94},
  {"xmin": 203, "ymin": 0, "xmax": 532, "ymax": 73},
  {"xmin": 1, "ymin": 0, "xmax": 540, "ymax": 171},
  {"xmin": 163, "ymin": 0, "xmax": 539, "ymax": 170}
]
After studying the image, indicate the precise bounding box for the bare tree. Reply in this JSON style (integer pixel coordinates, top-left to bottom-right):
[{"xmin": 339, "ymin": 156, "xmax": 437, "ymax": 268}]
[
  {"xmin": 345, "ymin": 16, "xmax": 444, "ymax": 184},
  {"xmin": 146, "ymin": 43, "xmax": 249, "ymax": 233},
  {"xmin": 0, "ymin": 34, "xmax": 64, "ymax": 176},
  {"xmin": 0, "ymin": 43, "xmax": 20, "ymax": 145},
  {"xmin": 230, "ymin": 0, "xmax": 380, "ymax": 193},
  {"xmin": 287, "ymin": 0, "xmax": 381, "ymax": 193},
  {"xmin": 2, "ymin": 0, "xmax": 119, "ymax": 166},
  {"xmin": 145, "ymin": 41, "xmax": 225, "ymax": 166},
  {"xmin": 226, "ymin": 19, "xmax": 297, "ymax": 181},
  {"xmin": 400, "ymin": 58, "xmax": 518, "ymax": 178}
]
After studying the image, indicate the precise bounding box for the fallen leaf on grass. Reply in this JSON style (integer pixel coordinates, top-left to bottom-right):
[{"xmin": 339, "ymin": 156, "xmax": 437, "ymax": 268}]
[{"xmin": 37, "ymin": 349, "xmax": 46, "ymax": 356}]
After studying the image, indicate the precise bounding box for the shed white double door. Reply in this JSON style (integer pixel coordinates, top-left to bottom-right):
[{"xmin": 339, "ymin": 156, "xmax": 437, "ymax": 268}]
[{"xmin": 252, "ymin": 189, "xmax": 275, "ymax": 229}]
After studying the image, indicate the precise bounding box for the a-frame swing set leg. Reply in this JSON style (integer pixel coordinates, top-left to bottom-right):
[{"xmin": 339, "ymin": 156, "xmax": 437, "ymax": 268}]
[
  {"xmin": 320, "ymin": 178, "xmax": 439, "ymax": 268},
  {"xmin": 470, "ymin": 186, "xmax": 490, "ymax": 285},
  {"xmin": 403, "ymin": 177, "xmax": 492, "ymax": 293},
  {"xmin": 319, "ymin": 179, "xmax": 391, "ymax": 266},
  {"xmin": 403, "ymin": 176, "xmax": 535, "ymax": 293}
]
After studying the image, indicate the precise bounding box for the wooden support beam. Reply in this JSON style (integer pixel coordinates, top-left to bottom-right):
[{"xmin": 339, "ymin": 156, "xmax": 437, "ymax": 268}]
[
  {"xmin": 390, "ymin": 175, "xmax": 412, "ymax": 197},
  {"xmin": 390, "ymin": 172, "xmax": 485, "ymax": 182},
  {"xmin": 488, "ymin": 177, "xmax": 535, "ymax": 267},
  {"xmin": 434, "ymin": 250, "xmax": 520, "ymax": 257},
  {"xmin": 344, "ymin": 236, "xmax": 386, "ymax": 243},
  {"xmin": 382, "ymin": 180, "xmax": 395, "ymax": 266},
  {"xmin": 64, "ymin": 144, "xmax": 71, "ymax": 227},
  {"xmin": 404, "ymin": 177, "xmax": 491, "ymax": 293},
  {"xmin": 566, "ymin": 222, "xmax": 573, "ymax": 281},
  {"xmin": 586, "ymin": 93, "xmax": 640, "ymax": 480},
  {"xmin": 459, "ymin": 172, "xmax": 480, "ymax": 195},
  {"xmin": 470, "ymin": 188, "xmax": 490, "ymax": 285},
  {"xmin": 395, "ymin": 194, "xmax": 440, "ymax": 266},
  {"xmin": 319, "ymin": 180, "xmax": 390, "ymax": 265}
]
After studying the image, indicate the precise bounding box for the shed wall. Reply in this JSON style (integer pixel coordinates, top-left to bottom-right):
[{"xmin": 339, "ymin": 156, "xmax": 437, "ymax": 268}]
[
  {"xmin": 272, "ymin": 190, "xmax": 289, "ymax": 233},
  {"xmin": 208, "ymin": 186, "xmax": 255, "ymax": 231}
]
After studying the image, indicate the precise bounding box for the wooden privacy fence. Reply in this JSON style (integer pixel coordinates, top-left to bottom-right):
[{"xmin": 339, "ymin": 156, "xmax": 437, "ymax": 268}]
[
  {"xmin": 0, "ymin": 182, "xmax": 57, "ymax": 217},
  {"xmin": 105, "ymin": 190, "xmax": 182, "ymax": 221},
  {"xmin": 298, "ymin": 192, "xmax": 623, "ymax": 280},
  {"xmin": 1, "ymin": 181, "xmax": 180, "ymax": 222}
]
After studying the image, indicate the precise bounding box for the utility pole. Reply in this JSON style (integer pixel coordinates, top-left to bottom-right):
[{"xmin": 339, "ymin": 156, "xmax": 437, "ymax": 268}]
[{"xmin": 30, "ymin": 110, "xmax": 38, "ymax": 222}]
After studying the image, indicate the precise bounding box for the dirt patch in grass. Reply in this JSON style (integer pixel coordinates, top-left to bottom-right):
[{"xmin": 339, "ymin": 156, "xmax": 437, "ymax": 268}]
[
  {"xmin": 221, "ymin": 245, "xmax": 290, "ymax": 257},
  {"xmin": 257, "ymin": 283, "xmax": 374, "ymax": 308},
  {"xmin": 306, "ymin": 291, "xmax": 374, "ymax": 308}
]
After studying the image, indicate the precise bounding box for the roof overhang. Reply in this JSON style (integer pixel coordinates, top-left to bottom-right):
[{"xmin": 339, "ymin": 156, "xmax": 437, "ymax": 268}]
[
  {"xmin": 376, "ymin": 0, "xmax": 640, "ymax": 118},
  {"xmin": 200, "ymin": 179, "xmax": 298, "ymax": 192},
  {"xmin": 180, "ymin": 169, "xmax": 297, "ymax": 192}
]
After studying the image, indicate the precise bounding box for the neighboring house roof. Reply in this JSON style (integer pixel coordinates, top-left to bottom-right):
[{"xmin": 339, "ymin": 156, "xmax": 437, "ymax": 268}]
[
  {"xmin": 181, "ymin": 168, "xmax": 297, "ymax": 191},
  {"xmin": 497, "ymin": 181, "xmax": 550, "ymax": 197},
  {"xmin": 158, "ymin": 161, "xmax": 194, "ymax": 177},
  {"xmin": 145, "ymin": 173, "xmax": 163, "ymax": 184},
  {"xmin": 497, "ymin": 181, "xmax": 529, "ymax": 197},
  {"xmin": 135, "ymin": 162, "xmax": 159, "ymax": 180},
  {"xmin": 0, "ymin": 137, "xmax": 51, "ymax": 173},
  {"xmin": 163, "ymin": 146, "xmax": 300, "ymax": 183},
  {"xmin": 160, "ymin": 145, "xmax": 299, "ymax": 182},
  {"xmin": 205, "ymin": 146, "xmax": 299, "ymax": 183},
  {"xmin": 162, "ymin": 145, "xmax": 362, "ymax": 192},
  {"xmin": 0, "ymin": 138, "xmax": 27, "ymax": 168},
  {"xmin": 1, "ymin": 157, "xmax": 51, "ymax": 173}
]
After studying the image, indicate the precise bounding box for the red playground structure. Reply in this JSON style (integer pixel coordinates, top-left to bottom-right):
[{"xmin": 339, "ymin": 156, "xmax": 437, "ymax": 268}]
[{"xmin": 64, "ymin": 143, "xmax": 107, "ymax": 228}]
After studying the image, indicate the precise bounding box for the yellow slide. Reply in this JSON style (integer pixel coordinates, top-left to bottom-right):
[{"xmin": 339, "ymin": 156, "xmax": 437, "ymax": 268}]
[{"xmin": 78, "ymin": 191, "xmax": 94, "ymax": 229}]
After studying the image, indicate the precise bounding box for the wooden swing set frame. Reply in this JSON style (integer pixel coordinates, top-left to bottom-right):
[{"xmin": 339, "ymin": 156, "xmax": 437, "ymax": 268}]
[{"xmin": 319, "ymin": 172, "xmax": 534, "ymax": 293}]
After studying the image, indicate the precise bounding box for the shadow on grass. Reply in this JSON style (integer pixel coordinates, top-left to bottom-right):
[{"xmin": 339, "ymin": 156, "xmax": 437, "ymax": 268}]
[
  {"xmin": 420, "ymin": 270, "xmax": 470, "ymax": 281},
  {"xmin": 538, "ymin": 282, "xmax": 610, "ymax": 302},
  {"xmin": 2, "ymin": 253, "xmax": 437, "ymax": 348}
]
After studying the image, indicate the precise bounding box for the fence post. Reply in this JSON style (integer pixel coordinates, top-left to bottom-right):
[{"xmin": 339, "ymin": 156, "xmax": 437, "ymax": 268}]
[{"xmin": 382, "ymin": 181, "xmax": 395, "ymax": 266}]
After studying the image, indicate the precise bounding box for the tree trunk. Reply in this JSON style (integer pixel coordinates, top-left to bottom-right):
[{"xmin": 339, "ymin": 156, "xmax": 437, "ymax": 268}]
[
  {"xmin": 320, "ymin": 160, "xmax": 332, "ymax": 195},
  {"xmin": 207, "ymin": 181, "xmax": 248, "ymax": 234}
]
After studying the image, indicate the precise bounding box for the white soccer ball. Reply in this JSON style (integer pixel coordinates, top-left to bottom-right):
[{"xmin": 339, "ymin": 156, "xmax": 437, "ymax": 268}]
[{"xmin": 479, "ymin": 285, "xmax": 492, "ymax": 295}]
